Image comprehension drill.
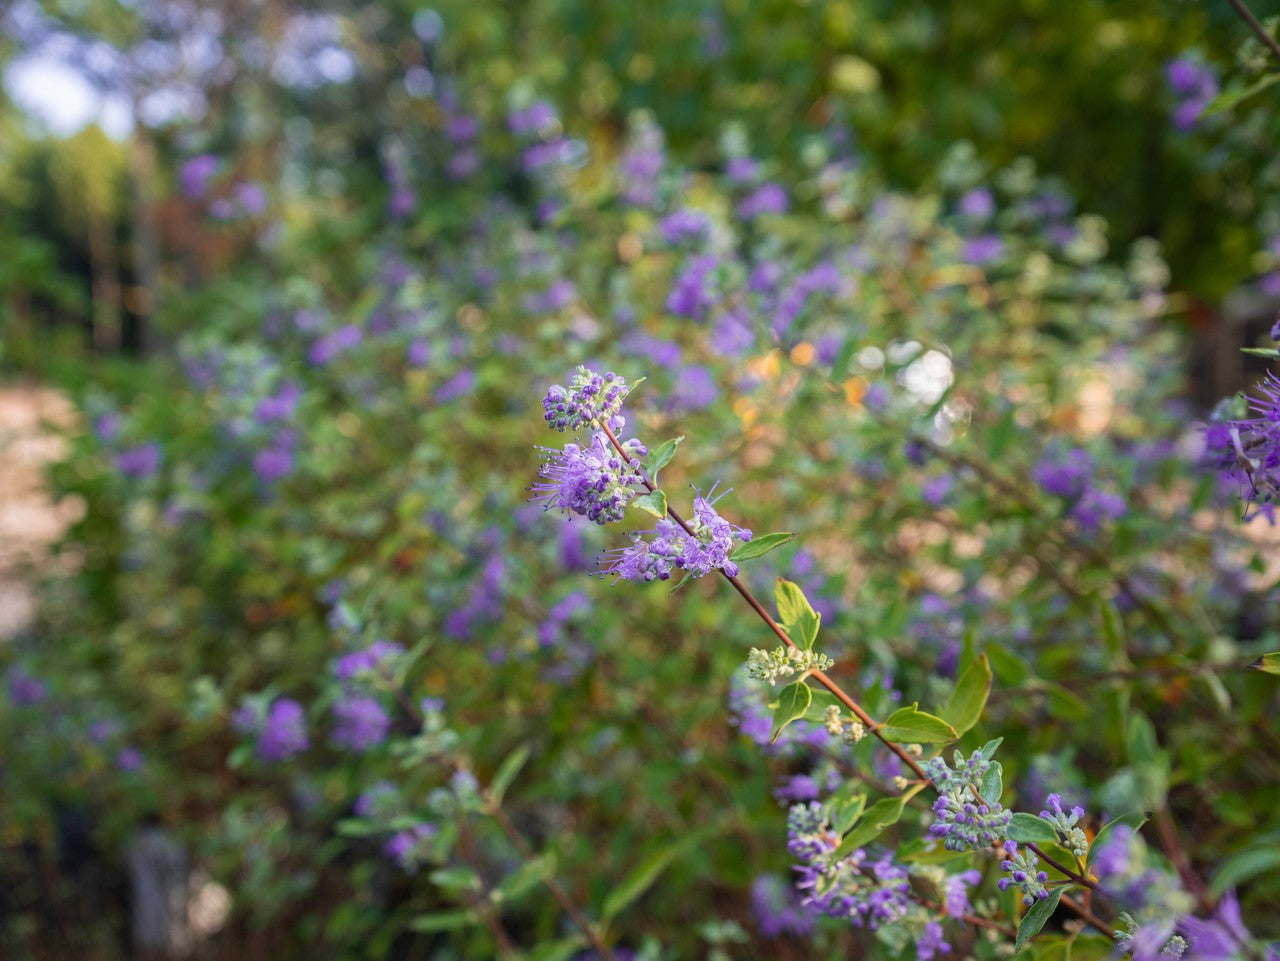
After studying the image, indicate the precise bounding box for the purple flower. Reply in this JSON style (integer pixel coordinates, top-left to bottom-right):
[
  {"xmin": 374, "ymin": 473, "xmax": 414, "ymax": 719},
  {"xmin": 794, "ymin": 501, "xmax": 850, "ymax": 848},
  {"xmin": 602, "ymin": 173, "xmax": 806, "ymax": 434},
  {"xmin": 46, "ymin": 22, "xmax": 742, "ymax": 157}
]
[
  {"xmin": 660, "ymin": 209, "xmax": 712, "ymax": 246},
  {"xmin": 917, "ymin": 921, "xmax": 949, "ymax": 961},
  {"xmin": 542, "ymin": 366, "xmax": 631, "ymax": 432},
  {"xmin": 602, "ymin": 485, "xmax": 751, "ymax": 582},
  {"xmin": 253, "ymin": 444, "xmax": 294, "ymax": 483},
  {"xmin": 961, "ymin": 234, "xmax": 1005, "ymax": 264},
  {"xmin": 665, "ymin": 365, "xmax": 718, "ymax": 413},
  {"xmin": 1179, "ymin": 890, "xmax": 1252, "ymax": 961},
  {"xmin": 773, "ymin": 774, "xmax": 820, "ymax": 804},
  {"xmin": 726, "ymin": 156, "xmax": 760, "ymax": 183},
  {"xmin": 921, "ymin": 474, "xmax": 953, "ymax": 507},
  {"xmin": 957, "ymin": 187, "xmax": 994, "ymax": 219},
  {"xmin": 943, "ymin": 869, "xmax": 980, "ymax": 918},
  {"xmin": 407, "ymin": 339, "xmax": 431, "ymax": 367},
  {"xmin": 179, "ymin": 154, "xmax": 219, "ymax": 200},
  {"xmin": 924, "ymin": 750, "xmax": 1011, "ymax": 851},
  {"xmin": 384, "ymin": 822, "xmax": 438, "ymax": 873},
  {"xmin": 1034, "ymin": 447, "xmax": 1094, "ymax": 499},
  {"xmin": 7, "ymin": 666, "xmax": 47, "ymax": 706},
  {"xmin": 750, "ymin": 874, "xmax": 815, "ymax": 938},
  {"xmin": 116, "ymin": 747, "xmax": 143, "ymax": 772},
  {"xmin": 446, "ymin": 114, "xmax": 479, "ymax": 142},
  {"xmin": 666, "ymin": 254, "xmax": 719, "ymax": 320},
  {"xmin": 333, "ymin": 641, "xmax": 405, "ymax": 683},
  {"xmin": 254, "ymin": 382, "xmax": 300, "ymax": 423},
  {"xmin": 308, "ymin": 325, "xmax": 362, "ymax": 365},
  {"xmin": 1204, "ymin": 373, "xmax": 1280, "ymax": 518},
  {"xmin": 509, "ymin": 100, "xmax": 556, "ymax": 135},
  {"xmin": 1069, "ymin": 486, "xmax": 1125, "ymax": 531},
  {"xmin": 331, "ymin": 694, "xmax": 391, "ymax": 752},
  {"xmin": 737, "ymin": 182, "xmax": 788, "ymax": 219},
  {"xmin": 435, "ymin": 368, "xmax": 475, "ymax": 402},
  {"xmin": 447, "ymin": 149, "xmax": 480, "ymax": 179},
  {"xmin": 117, "ymin": 443, "xmax": 162, "ymax": 479},
  {"xmin": 257, "ymin": 698, "xmax": 309, "ymax": 762},
  {"xmin": 234, "ymin": 182, "xmax": 268, "ymax": 216},
  {"xmin": 531, "ymin": 431, "xmax": 646, "ymax": 525},
  {"xmin": 998, "ymin": 841, "xmax": 1049, "ymax": 905}
]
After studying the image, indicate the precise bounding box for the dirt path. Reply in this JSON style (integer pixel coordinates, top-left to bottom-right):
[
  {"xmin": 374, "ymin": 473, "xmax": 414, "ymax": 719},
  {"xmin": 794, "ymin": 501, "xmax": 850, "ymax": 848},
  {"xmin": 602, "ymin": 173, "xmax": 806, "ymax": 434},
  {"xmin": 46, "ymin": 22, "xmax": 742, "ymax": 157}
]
[{"xmin": 0, "ymin": 383, "xmax": 77, "ymax": 641}]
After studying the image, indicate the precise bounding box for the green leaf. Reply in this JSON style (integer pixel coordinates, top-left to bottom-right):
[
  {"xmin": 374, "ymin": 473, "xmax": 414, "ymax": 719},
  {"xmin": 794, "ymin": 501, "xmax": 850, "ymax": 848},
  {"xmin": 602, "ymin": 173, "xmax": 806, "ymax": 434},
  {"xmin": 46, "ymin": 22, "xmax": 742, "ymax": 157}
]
[
  {"xmin": 979, "ymin": 737, "xmax": 1004, "ymax": 762},
  {"xmin": 641, "ymin": 435, "xmax": 684, "ymax": 480},
  {"xmin": 429, "ymin": 867, "xmax": 481, "ymax": 893},
  {"xmin": 770, "ymin": 681, "xmax": 812, "ymax": 743},
  {"xmin": 1203, "ymin": 72, "xmax": 1280, "ymax": 116},
  {"xmin": 1249, "ymin": 651, "xmax": 1280, "ymax": 675},
  {"xmin": 1087, "ymin": 811, "xmax": 1151, "ymax": 868},
  {"xmin": 829, "ymin": 792, "xmax": 867, "ymax": 836},
  {"xmin": 730, "ymin": 531, "xmax": 797, "ymax": 562},
  {"xmin": 496, "ymin": 854, "xmax": 554, "ymax": 901},
  {"xmin": 1097, "ymin": 598, "xmax": 1130, "ymax": 667},
  {"xmin": 776, "ymin": 578, "xmax": 821, "ymax": 649},
  {"xmin": 835, "ymin": 795, "xmax": 909, "ymax": 855},
  {"xmin": 1211, "ymin": 845, "xmax": 1280, "ymax": 895},
  {"xmin": 1242, "ymin": 347, "xmax": 1280, "ymax": 359},
  {"xmin": 941, "ymin": 654, "xmax": 991, "ymax": 735},
  {"xmin": 1044, "ymin": 684, "xmax": 1090, "ymax": 722},
  {"xmin": 880, "ymin": 703, "xmax": 958, "ymax": 744},
  {"xmin": 803, "ymin": 688, "xmax": 844, "ymax": 723},
  {"xmin": 1015, "ymin": 887, "xmax": 1066, "ymax": 953},
  {"xmin": 335, "ymin": 818, "xmax": 375, "ymax": 838},
  {"xmin": 602, "ymin": 848, "xmax": 679, "ymax": 922},
  {"xmin": 529, "ymin": 938, "xmax": 588, "ymax": 961},
  {"xmin": 409, "ymin": 909, "xmax": 478, "ymax": 932},
  {"xmin": 986, "ymin": 645, "xmax": 1031, "ymax": 685},
  {"xmin": 667, "ymin": 571, "xmax": 696, "ymax": 594},
  {"xmin": 488, "ymin": 745, "xmax": 531, "ymax": 805},
  {"xmin": 980, "ymin": 761, "xmax": 1004, "ymax": 806},
  {"xmin": 1008, "ymin": 812, "xmax": 1060, "ymax": 845},
  {"xmin": 630, "ymin": 490, "xmax": 667, "ymax": 519}
]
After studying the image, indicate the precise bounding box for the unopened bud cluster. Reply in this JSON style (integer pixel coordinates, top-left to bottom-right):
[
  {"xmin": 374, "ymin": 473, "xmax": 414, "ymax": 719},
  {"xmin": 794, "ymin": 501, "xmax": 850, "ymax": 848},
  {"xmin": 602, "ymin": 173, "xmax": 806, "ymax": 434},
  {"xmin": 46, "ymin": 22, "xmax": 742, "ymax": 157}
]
[
  {"xmin": 542, "ymin": 365, "xmax": 630, "ymax": 432},
  {"xmin": 746, "ymin": 646, "xmax": 834, "ymax": 686},
  {"xmin": 1039, "ymin": 793, "xmax": 1089, "ymax": 858},
  {"xmin": 923, "ymin": 750, "xmax": 1011, "ymax": 852},
  {"xmin": 998, "ymin": 841, "xmax": 1049, "ymax": 905},
  {"xmin": 823, "ymin": 705, "xmax": 865, "ymax": 744}
]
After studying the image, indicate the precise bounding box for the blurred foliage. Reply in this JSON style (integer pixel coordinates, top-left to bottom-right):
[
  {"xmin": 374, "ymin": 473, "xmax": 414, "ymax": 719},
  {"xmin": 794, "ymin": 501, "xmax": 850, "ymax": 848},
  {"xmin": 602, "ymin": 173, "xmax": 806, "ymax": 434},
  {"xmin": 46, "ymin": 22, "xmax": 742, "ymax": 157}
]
[{"xmin": 2, "ymin": 1, "xmax": 1280, "ymax": 959}]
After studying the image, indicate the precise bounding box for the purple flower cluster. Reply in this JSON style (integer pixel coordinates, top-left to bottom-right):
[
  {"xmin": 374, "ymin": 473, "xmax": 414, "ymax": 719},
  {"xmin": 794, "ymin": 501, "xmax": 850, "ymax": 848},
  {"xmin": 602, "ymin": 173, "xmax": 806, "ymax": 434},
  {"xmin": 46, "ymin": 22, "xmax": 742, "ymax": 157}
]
[
  {"xmin": 666, "ymin": 254, "xmax": 720, "ymax": 320},
  {"xmin": 786, "ymin": 802, "xmax": 911, "ymax": 929},
  {"xmin": 333, "ymin": 640, "xmax": 404, "ymax": 683},
  {"xmin": 384, "ymin": 822, "xmax": 438, "ymax": 873},
  {"xmin": 601, "ymin": 487, "xmax": 751, "ymax": 581},
  {"xmin": 750, "ymin": 873, "xmax": 815, "ymax": 938},
  {"xmin": 331, "ymin": 693, "xmax": 391, "ymax": 752},
  {"xmin": 923, "ymin": 750, "xmax": 1011, "ymax": 851},
  {"xmin": 916, "ymin": 920, "xmax": 949, "ymax": 961},
  {"xmin": 542, "ymin": 366, "xmax": 631, "ymax": 432},
  {"xmin": 257, "ymin": 698, "xmax": 310, "ymax": 762},
  {"xmin": 1039, "ymin": 792, "xmax": 1089, "ymax": 857},
  {"xmin": 1205, "ymin": 373, "xmax": 1280, "ymax": 520},
  {"xmin": 117, "ymin": 443, "xmax": 162, "ymax": 480},
  {"xmin": 1165, "ymin": 56, "xmax": 1219, "ymax": 132},
  {"xmin": 532, "ymin": 431, "xmax": 646, "ymax": 525},
  {"xmin": 1033, "ymin": 446, "xmax": 1125, "ymax": 531},
  {"xmin": 659, "ymin": 209, "xmax": 712, "ymax": 246},
  {"xmin": 7, "ymin": 666, "xmax": 47, "ymax": 706},
  {"xmin": 998, "ymin": 841, "xmax": 1049, "ymax": 905},
  {"xmin": 738, "ymin": 181, "xmax": 788, "ymax": 219}
]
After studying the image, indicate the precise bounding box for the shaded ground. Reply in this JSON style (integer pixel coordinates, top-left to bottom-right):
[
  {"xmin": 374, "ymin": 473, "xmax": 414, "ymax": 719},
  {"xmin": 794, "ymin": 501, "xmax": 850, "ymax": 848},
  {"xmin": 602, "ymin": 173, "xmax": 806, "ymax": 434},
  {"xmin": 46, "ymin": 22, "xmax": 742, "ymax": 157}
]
[{"xmin": 0, "ymin": 383, "xmax": 77, "ymax": 641}]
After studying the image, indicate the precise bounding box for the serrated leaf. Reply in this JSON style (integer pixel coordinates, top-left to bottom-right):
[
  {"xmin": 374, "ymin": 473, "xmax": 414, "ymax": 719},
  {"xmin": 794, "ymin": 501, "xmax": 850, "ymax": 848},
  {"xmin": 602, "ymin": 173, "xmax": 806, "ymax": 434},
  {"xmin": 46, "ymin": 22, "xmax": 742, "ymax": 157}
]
[
  {"xmin": 1008, "ymin": 812, "xmax": 1060, "ymax": 845},
  {"xmin": 980, "ymin": 761, "xmax": 1004, "ymax": 805},
  {"xmin": 730, "ymin": 531, "xmax": 797, "ymax": 562},
  {"xmin": 410, "ymin": 909, "xmax": 478, "ymax": 932},
  {"xmin": 1015, "ymin": 887, "xmax": 1066, "ymax": 953},
  {"xmin": 630, "ymin": 490, "xmax": 667, "ymax": 519},
  {"xmin": 489, "ymin": 745, "xmax": 531, "ymax": 805},
  {"xmin": 1086, "ymin": 811, "xmax": 1151, "ymax": 869},
  {"xmin": 776, "ymin": 578, "xmax": 821, "ymax": 649},
  {"xmin": 770, "ymin": 681, "xmax": 812, "ymax": 743},
  {"xmin": 1203, "ymin": 73, "xmax": 1280, "ymax": 116},
  {"xmin": 1249, "ymin": 651, "xmax": 1280, "ymax": 675},
  {"xmin": 642, "ymin": 436, "xmax": 683, "ymax": 480},
  {"xmin": 880, "ymin": 703, "xmax": 958, "ymax": 744},
  {"xmin": 941, "ymin": 654, "xmax": 991, "ymax": 735}
]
